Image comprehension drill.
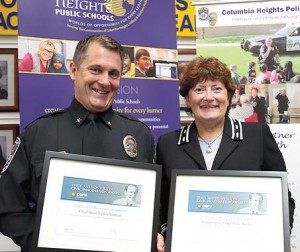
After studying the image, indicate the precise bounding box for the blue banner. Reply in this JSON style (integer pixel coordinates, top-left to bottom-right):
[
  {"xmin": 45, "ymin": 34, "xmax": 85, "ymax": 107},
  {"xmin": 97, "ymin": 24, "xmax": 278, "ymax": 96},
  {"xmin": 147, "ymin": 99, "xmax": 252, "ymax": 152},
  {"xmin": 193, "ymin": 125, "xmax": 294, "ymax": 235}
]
[{"xmin": 18, "ymin": 0, "xmax": 180, "ymax": 142}]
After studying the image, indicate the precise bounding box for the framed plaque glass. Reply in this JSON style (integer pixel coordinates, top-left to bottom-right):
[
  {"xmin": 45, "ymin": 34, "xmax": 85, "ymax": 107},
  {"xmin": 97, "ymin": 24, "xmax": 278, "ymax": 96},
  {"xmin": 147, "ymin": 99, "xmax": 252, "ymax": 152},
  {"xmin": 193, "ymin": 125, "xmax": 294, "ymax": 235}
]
[
  {"xmin": 166, "ymin": 170, "xmax": 290, "ymax": 252},
  {"xmin": 32, "ymin": 151, "xmax": 161, "ymax": 252}
]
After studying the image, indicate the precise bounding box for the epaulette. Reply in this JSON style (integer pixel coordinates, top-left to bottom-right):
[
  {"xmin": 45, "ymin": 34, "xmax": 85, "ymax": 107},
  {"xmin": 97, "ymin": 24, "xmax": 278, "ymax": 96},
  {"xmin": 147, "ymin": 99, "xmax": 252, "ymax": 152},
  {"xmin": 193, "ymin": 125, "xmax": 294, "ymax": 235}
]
[{"xmin": 25, "ymin": 109, "xmax": 66, "ymax": 129}]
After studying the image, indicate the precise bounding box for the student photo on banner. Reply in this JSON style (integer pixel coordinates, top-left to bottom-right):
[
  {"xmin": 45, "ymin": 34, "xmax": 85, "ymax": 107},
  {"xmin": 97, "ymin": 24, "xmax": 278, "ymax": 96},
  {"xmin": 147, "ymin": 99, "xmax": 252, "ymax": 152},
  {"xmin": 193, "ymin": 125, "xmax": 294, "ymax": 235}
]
[
  {"xmin": 122, "ymin": 46, "xmax": 135, "ymax": 78},
  {"xmin": 47, "ymin": 53, "xmax": 69, "ymax": 74},
  {"xmin": 18, "ymin": 37, "xmax": 73, "ymax": 75},
  {"xmin": 134, "ymin": 46, "xmax": 178, "ymax": 79}
]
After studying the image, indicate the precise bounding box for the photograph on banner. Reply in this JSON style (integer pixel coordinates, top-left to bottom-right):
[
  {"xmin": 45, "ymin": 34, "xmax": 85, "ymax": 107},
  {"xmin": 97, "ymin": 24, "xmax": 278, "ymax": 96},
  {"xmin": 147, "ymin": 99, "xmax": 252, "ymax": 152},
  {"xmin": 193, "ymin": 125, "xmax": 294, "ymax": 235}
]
[
  {"xmin": 18, "ymin": 37, "xmax": 179, "ymax": 80},
  {"xmin": 195, "ymin": 0, "xmax": 300, "ymax": 124},
  {"xmin": 18, "ymin": 36, "xmax": 75, "ymax": 75},
  {"xmin": 122, "ymin": 46, "xmax": 135, "ymax": 78},
  {"xmin": 134, "ymin": 46, "xmax": 178, "ymax": 79},
  {"xmin": 229, "ymin": 84, "xmax": 267, "ymax": 123},
  {"xmin": 266, "ymin": 83, "xmax": 300, "ymax": 124},
  {"xmin": 229, "ymin": 82, "xmax": 300, "ymax": 124}
]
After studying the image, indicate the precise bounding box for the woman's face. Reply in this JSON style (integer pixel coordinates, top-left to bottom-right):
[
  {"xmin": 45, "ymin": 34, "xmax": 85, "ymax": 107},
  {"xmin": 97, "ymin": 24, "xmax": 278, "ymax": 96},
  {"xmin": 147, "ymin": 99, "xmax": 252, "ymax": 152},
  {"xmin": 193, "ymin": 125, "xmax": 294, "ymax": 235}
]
[
  {"xmin": 39, "ymin": 44, "xmax": 54, "ymax": 62},
  {"xmin": 186, "ymin": 79, "xmax": 229, "ymax": 124}
]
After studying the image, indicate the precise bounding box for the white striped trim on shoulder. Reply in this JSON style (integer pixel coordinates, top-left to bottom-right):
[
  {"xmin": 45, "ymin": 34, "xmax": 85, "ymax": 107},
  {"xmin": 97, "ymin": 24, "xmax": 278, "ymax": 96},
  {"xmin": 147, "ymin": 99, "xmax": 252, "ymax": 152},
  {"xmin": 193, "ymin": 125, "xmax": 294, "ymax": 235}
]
[
  {"xmin": 177, "ymin": 119, "xmax": 243, "ymax": 145},
  {"xmin": 178, "ymin": 122, "xmax": 192, "ymax": 145},
  {"xmin": 230, "ymin": 117, "xmax": 243, "ymax": 140}
]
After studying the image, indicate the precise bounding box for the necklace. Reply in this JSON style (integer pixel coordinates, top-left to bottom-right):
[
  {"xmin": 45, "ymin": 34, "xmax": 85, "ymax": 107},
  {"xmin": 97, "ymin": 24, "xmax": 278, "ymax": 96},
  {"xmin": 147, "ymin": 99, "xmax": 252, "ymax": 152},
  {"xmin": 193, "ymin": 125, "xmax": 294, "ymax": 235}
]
[{"xmin": 198, "ymin": 133, "xmax": 222, "ymax": 154}]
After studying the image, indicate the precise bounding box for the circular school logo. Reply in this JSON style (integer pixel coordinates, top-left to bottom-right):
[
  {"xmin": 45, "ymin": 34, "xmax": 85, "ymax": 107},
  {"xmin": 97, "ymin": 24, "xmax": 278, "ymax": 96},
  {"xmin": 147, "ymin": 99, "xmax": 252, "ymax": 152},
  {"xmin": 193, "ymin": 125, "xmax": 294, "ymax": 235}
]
[
  {"xmin": 198, "ymin": 7, "xmax": 209, "ymax": 21},
  {"xmin": 64, "ymin": 0, "xmax": 148, "ymax": 33}
]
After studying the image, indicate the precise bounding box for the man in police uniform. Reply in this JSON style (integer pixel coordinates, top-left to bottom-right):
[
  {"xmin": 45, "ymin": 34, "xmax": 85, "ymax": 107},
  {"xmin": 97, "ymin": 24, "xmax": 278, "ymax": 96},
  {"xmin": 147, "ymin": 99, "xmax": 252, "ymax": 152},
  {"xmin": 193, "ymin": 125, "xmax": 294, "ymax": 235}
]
[
  {"xmin": 0, "ymin": 35, "xmax": 155, "ymax": 252},
  {"xmin": 259, "ymin": 37, "xmax": 280, "ymax": 71}
]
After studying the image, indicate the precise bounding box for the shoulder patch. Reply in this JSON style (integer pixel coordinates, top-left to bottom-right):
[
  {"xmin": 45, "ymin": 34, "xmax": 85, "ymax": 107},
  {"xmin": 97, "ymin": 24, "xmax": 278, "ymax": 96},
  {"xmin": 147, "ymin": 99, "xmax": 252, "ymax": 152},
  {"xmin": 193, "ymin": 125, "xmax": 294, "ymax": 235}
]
[{"xmin": 1, "ymin": 137, "xmax": 21, "ymax": 174}]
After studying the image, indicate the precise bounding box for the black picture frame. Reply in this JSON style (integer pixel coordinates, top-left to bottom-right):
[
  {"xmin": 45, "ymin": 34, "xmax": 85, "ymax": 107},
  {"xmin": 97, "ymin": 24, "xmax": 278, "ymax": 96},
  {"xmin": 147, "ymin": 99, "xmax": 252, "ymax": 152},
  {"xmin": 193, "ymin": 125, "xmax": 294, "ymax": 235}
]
[
  {"xmin": 32, "ymin": 151, "xmax": 162, "ymax": 252},
  {"xmin": 166, "ymin": 169, "xmax": 290, "ymax": 252}
]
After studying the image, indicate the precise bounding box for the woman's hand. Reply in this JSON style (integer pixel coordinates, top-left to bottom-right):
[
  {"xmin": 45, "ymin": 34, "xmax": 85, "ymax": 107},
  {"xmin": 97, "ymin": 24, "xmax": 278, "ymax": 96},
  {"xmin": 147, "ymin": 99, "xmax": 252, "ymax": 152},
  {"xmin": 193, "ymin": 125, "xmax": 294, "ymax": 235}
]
[{"xmin": 157, "ymin": 233, "xmax": 165, "ymax": 252}]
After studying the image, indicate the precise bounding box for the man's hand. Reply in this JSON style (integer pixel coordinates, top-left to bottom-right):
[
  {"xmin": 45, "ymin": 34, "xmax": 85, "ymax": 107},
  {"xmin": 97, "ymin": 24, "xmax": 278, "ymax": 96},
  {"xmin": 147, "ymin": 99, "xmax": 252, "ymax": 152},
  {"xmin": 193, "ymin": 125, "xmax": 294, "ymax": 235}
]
[{"xmin": 157, "ymin": 233, "xmax": 165, "ymax": 252}]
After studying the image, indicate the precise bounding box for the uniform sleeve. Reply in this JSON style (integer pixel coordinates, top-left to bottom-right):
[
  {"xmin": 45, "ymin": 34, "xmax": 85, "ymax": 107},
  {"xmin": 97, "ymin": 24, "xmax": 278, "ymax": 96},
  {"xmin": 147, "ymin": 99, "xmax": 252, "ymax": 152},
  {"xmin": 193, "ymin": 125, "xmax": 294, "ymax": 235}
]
[
  {"xmin": 0, "ymin": 133, "xmax": 35, "ymax": 250},
  {"xmin": 262, "ymin": 123, "xmax": 295, "ymax": 230}
]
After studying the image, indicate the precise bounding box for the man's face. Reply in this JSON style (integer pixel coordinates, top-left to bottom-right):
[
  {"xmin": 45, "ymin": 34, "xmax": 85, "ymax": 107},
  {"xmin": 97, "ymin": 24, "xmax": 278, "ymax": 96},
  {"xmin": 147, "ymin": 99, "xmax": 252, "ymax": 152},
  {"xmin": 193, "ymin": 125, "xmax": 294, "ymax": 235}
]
[
  {"xmin": 136, "ymin": 55, "xmax": 151, "ymax": 72},
  {"xmin": 266, "ymin": 38, "xmax": 273, "ymax": 47},
  {"xmin": 249, "ymin": 194, "xmax": 262, "ymax": 211},
  {"xmin": 125, "ymin": 185, "xmax": 138, "ymax": 201},
  {"xmin": 251, "ymin": 89, "xmax": 258, "ymax": 97},
  {"xmin": 70, "ymin": 42, "xmax": 122, "ymax": 113}
]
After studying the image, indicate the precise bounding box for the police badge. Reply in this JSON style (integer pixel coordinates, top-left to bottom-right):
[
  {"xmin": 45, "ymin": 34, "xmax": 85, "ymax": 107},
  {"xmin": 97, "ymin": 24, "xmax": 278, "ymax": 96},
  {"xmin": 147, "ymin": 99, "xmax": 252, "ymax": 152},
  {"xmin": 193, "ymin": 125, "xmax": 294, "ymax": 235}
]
[{"xmin": 123, "ymin": 135, "xmax": 137, "ymax": 158}]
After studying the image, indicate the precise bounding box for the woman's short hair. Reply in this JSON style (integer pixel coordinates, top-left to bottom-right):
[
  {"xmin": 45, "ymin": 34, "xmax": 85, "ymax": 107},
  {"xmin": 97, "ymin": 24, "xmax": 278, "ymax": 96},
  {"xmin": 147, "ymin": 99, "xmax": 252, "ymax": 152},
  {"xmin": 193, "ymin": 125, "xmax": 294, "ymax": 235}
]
[
  {"xmin": 37, "ymin": 39, "xmax": 56, "ymax": 55},
  {"xmin": 180, "ymin": 57, "xmax": 236, "ymax": 115},
  {"xmin": 179, "ymin": 56, "xmax": 235, "ymax": 101}
]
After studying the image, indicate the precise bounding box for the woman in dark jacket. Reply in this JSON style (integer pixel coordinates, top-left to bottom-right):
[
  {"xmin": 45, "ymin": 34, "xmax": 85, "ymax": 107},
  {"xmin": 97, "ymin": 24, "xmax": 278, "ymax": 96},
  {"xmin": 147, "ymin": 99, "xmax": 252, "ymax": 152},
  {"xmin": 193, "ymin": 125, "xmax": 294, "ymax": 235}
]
[{"xmin": 156, "ymin": 56, "xmax": 295, "ymax": 250}]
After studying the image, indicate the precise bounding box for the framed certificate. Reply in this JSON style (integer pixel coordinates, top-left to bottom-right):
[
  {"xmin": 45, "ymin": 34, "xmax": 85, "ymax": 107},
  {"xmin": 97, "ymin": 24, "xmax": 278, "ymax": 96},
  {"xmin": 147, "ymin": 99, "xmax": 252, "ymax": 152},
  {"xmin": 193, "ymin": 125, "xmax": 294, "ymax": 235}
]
[
  {"xmin": 166, "ymin": 170, "xmax": 290, "ymax": 252},
  {"xmin": 32, "ymin": 151, "xmax": 162, "ymax": 252}
]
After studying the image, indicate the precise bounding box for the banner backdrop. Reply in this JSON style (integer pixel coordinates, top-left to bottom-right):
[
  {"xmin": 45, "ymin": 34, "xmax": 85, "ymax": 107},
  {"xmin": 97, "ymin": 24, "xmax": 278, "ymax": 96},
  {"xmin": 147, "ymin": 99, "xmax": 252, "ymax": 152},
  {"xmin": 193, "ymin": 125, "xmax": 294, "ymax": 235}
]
[
  {"xmin": 270, "ymin": 124, "xmax": 300, "ymax": 251},
  {"xmin": 194, "ymin": 0, "xmax": 300, "ymax": 250},
  {"xmin": 18, "ymin": 0, "xmax": 180, "ymax": 143}
]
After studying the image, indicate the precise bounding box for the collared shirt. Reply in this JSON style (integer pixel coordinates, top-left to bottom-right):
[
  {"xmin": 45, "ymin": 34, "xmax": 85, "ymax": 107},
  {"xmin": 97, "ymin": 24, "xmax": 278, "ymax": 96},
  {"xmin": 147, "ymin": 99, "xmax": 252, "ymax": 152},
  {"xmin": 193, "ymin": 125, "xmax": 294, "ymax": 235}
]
[{"xmin": 0, "ymin": 98, "xmax": 154, "ymax": 251}]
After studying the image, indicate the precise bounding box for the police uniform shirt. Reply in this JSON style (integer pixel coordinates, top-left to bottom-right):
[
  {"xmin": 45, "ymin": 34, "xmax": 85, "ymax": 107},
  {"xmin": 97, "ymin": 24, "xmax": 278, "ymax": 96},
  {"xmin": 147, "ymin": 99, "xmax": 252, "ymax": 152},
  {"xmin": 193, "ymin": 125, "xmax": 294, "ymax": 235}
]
[{"xmin": 0, "ymin": 98, "xmax": 155, "ymax": 251}]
